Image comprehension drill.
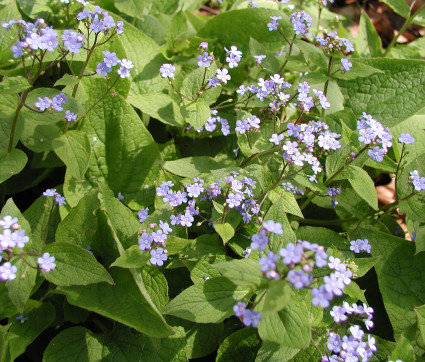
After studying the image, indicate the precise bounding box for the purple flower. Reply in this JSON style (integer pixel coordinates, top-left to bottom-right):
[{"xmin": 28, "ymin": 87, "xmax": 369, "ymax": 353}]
[
  {"xmin": 197, "ymin": 52, "xmax": 212, "ymax": 67},
  {"xmin": 259, "ymin": 251, "xmax": 278, "ymax": 273},
  {"xmin": 55, "ymin": 194, "xmax": 67, "ymax": 206},
  {"xmin": 160, "ymin": 63, "xmax": 175, "ymax": 78},
  {"xmin": 311, "ymin": 285, "xmax": 333, "ymax": 308},
  {"xmin": 241, "ymin": 309, "xmax": 261, "ymax": 327},
  {"xmin": 330, "ymin": 305, "xmax": 347, "ymax": 323},
  {"xmin": 138, "ymin": 232, "xmax": 152, "ymax": 250},
  {"xmin": 0, "ymin": 216, "xmax": 18, "ymax": 229},
  {"xmin": 159, "ymin": 220, "xmax": 172, "ymax": 234},
  {"xmin": 37, "ymin": 253, "xmax": 56, "ymax": 272},
  {"xmin": 262, "ymin": 220, "xmax": 282, "ymax": 234},
  {"xmin": 250, "ymin": 230, "xmax": 269, "ymax": 251},
  {"xmin": 267, "ymin": 16, "xmax": 281, "ymax": 31},
  {"xmin": 253, "ymin": 54, "xmax": 266, "ymax": 64},
  {"xmin": 117, "ymin": 59, "xmax": 133, "ymax": 78},
  {"xmin": 233, "ymin": 301, "xmax": 246, "ymax": 317},
  {"xmin": 368, "ymin": 146, "xmax": 386, "ymax": 162},
  {"xmin": 35, "ymin": 97, "xmax": 51, "ymax": 111},
  {"xmin": 52, "ymin": 93, "xmax": 66, "ymax": 111},
  {"xmin": 116, "ymin": 21, "xmax": 124, "ymax": 34},
  {"xmin": 341, "ymin": 58, "xmax": 352, "ymax": 71},
  {"xmin": 216, "ymin": 69, "xmax": 231, "ymax": 84},
  {"xmin": 288, "ymin": 269, "xmax": 312, "ymax": 289},
  {"xmin": 96, "ymin": 62, "xmax": 111, "ymax": 77},
  {"xmin": 138, "ymin": 208, "xmax": 149, "ymax": 223},
  {"xmin": 0, "ymin": 262, "xmax": 17, "ymax": 281},
  {"xmin": 65, "ymin": 110, "xmax": 77, "ymax": 122},
  {"xmin": 90, "ymin": 15, "xmax": 104, "ymax": 33},
  {"xmin": 279, "ymin": 243, "xmax": 303, "ymax": 265},
  {"xmin": 103, "ymin": 51, "xmax": 119, "ymax": 68},
  {"xmin": 290, "ymin": 11, "xmax": 312, "ymax": 35},
  {"xmin": 62, "ymin": 30, "xmax": 84, "ymax": 54},
  {"xmin": 398, "ymin": 133, "xmax": 414, "ymax": 144},
  {"xmin": 324, "ymin": 273, "xmax": 345, "ymax": 296},
  {"xmin": 43, "ymin": 189, "xmax": 56, "ymax": 197},
  {"xmin": 150, "ymin": 247, "xmax": 167, "ymax": 266}
]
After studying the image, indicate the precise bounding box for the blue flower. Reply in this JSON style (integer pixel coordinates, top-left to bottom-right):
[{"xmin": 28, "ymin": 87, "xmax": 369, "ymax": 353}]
[{"xmin": 150, "ymin": 248, "xmax": 167, "ymax": 266}]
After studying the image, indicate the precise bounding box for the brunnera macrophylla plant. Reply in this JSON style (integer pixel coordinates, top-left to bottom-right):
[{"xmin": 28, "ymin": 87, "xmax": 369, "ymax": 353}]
[{"xmin": 1, "ymin": 0, "xmax": 425, "ymax": 360}]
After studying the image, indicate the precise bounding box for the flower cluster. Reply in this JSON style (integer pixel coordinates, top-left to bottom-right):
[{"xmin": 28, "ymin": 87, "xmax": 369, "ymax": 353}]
[
  {"xmin": 35, "ymin": 93, "xmax": 66, "ymax": 112},
  {"xmin": 267, "ymin": 16, "xmax": 282, "ymax": 31},
  {"xmin": 96, "ymin": 51, "xmax": 133, "ymax": 79},
  {"xmin": 356, "ymin": 113, "xmax": 393, "ymax": 162},
  {"xmin": 138, "ymin": 221, "xmax": 172, "ymax": 267},
  {"xmin": 289, "ymin": 11, "xmax": 313, "ymax": 36},
  {"xmin": 270, "ymin": 119, "xmax": 341, "ymax": 175},
  {"xmin": 233, "ymin": 302, "xmax": 261, "ymax": 328},
  {"xmin": 3, "ymin": 18, "xmax": 59, "ymax": 58},
  {"xmin": 195, "ymin": 110, "xmax": 230, "ymax": 136},
  {"xmin": 43, "ymin": 189, "xmax": 67, "ymax": 206},
  {"xmin": 0, "ymin": 216, "xmax": 29, "ymax": 253},
  {"xmin": 324, "ymin": 302, "xmax": 376, "ymax": 361},
  {"xmin": 281, "ymin": 182, "xmax": 304, "ymax": 195},
  {"xmin": 314, "ymin": 31, "xmax": 355, "ymax": 54},
  {"xmin": 77, "ymin": 6, "xmax": 124, "ymax": 35},
  {"xmin": 156, "ymin": 173, "xmax": 260, "ymax": 226},
  {"xmin": 349, "ymin": 239, "xmax": 371, "ymax": 254},
  {"xmin": 235, "ymin": 115, "xmax": 260, "ymax": 134}
]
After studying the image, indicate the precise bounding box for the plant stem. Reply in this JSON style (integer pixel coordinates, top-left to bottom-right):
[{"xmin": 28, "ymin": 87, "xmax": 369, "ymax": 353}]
[
  {"xmin": 8, "ymin": 88, "xmax": 31, "ymax": 152},
  {"xmin": 43, "ymin": 202, "xmax": 56, "ymax": 249}
]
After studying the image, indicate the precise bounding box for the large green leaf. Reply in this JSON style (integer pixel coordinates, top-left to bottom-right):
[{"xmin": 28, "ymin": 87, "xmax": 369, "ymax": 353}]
[
  {"xmin": 65, "ymin": 78, "xmax": 161, "ymax": 208},
  {"xmin": 55, "ymin": 190, "xmax": 100, "ymax": 248},
  {"xmin": 264, "ymin": 198, "xmax": 296, "ymax": 252},
  {"xmin": 199, "ymin": 8, "xmax": 294, "ymax": 55},
  {"xmin": 164, "ymin": 156, "xmax": 228, "ymax": 178},
  {"xmin": 359, "ymin": 228, "xmax": 425, "ymax": 342},
  {"xmin": 338, "ymin": 59, "xmax": 425, "ymax": 127},
  {"xmin": 128, "ymin": 93, "xmax": 185, "ymax": 127},
  {"xmin": 164, "ymin": 277, "xmax": 251, "ymax": 323},
  {"xmin": 347, "ymin": 165, "xmax": 378, "ymax": 210},
  {"xmin": 59, "ymin": 268, "xmax": 173, "ymax": 338},
  {"xmin": 356, "ymin": 10, "xmax": 383, "ymax": 57},
  {"xmin": 7, "ymin": 300, "xmax": 55, "ymax": 361},
  {"xmin": 382, "ymin": 0, "xmax": 411, "ymax": 18},
  {"xmin": 44, "ymin": 242, "xmax": 114, "ymax": 286},
  {"xmin": 110, "ymin": 245, "xmax": 150, "ymax": 268},
  {"xmin": 52, "ymin": 131, "xmax": 91, "ymax": 180},
  {"xmin": 216, "ymin": 328, "xmax": 261, "ymax": 362},
  {"xmin": 0, "ymin": 94, "xmax": 23, "ymax": 152},
  {"xmin": 213, "ymin": 258, "xmax": 266, "ymax": 288},
  {"xmin": 258, "ymin": 294, "xmax": 311, "ymax": 348},
  {"xmin": 0, "ymin": 0, "xmax": 21, "ymax": 66},
  {"xmin": 182, "ymin": 99, "xmax": 211, "ymax": 130},
  {"xmin": 0, "ymin": 149, "xmax": 27, "ymax": 184}
]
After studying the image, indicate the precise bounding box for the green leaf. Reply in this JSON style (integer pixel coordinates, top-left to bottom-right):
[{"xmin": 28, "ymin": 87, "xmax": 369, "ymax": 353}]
[
  {"xmin": 55, "ymin": 190, "xmax": 100, "ymax": 248},
  {"xmin": 116, "ymin": 17, "xmax": 168, "ymax": 96},
  {"xmin": 388, "ymin": 334, "xmax": 415, "ymax": 361},
  {"xmin": 415, "ymin": 304, "xmax": 425, "ymax": 345},
  {"xmin": 356, "ymin": 10, "xmax": 382, "ymax": 57},
  {"xmin": 110, "ymin": 245, "xmax": 150, "ymax": 268},
  {"xmin": 0, "ymin": 94, "xmax": 24, "ymax": 152},
  {"xmin": 183, "ymin": 321, "xmax": 223, "ymax": 359},
  {"xmin": 268, "ymin": 189, "xmax": 303, "ymax": 218},
  {"xmin": 214, "ymin": 223, "xmax": 235, "ymax": 245},
  {"xmin": 128, "ymin": 93, "xmax": 185, "ymax": 127},
  {"xmin": 7, "ymin": 300, "xmax": 55, "ymax": 361},
  {"xmin": 0, "ymin": 149, "xmax": 27, "ymax": 184},
  {"xmin": 258, "ymin": 294, "xmax": 311, "ymax": 348},
  {"xmin": 343, "ymin": 281, "xmax": 367, "ymax": 304},
  {"xmin": 181, "ymin": 65, "xmax": 221, "ymax": 105},
  {"xmin": 264, "ymin": 198, "xmax": 296, "ymax": 252},
  {"xmin": 44, "ymin": 242, "xmax": 114, "ymax": 286},
  {"xmin": 167, "ymin": 10, "xmax": 188, "ymax": 51},
  {"xmin": 213, "ymin": 258, "xmax": 266, "ymax": 288},
  {"xmin": 0, "ymin": 0, "xmax": 21, "ymax": 66},
  {"xmin": 164, "ymin": 277, "xmax": 251, "ymax": 323},
  {"xmin": 216, "ymin": 328, "xmax": 261, "ymax": 362},
  {"xmin": 0, "ymin": 76, "xmax": 31, "ymax": 93},
  {"xmin": 141, "ymin": 264, "xmax": 169, "ymax": 310},
  {"xmin": 65, "ymin": 78, "xmax": 161, "ymax": 208},
  {"xmin": 43, "ymin": 326, "xmax": 173, "ymax": 362},
  {"xmin": 182, "ymin": 100, "xmax": 210, "ymax": 129},
  {"xmin": 52, "ymin": 131, "xmax": 91, "ymax": 180},
  {"xmin": 261, "ymin": 280, "xmax": 292, "ymax": 315},
  {"xmin": 347, "ymin": 165, "xmax": 378, "ymax": 210},
  {"xmin": 199, "ymin": 8, "xmax": 293, "ymax": 55},
  {"xmin": 359, "ymin": 228, "xmax": 425, "ymax": 341},
  {"xmin": 382, "ymin": 0, "xmax": 411, "ymax": 18},
  {"xmin": 54, "ymin": 74, "xmax": 80, "ymax": 88},
  {"xmin": 164, "ymin": 156, "xmax": 226, "ymax": 178},
  {"xmin": 189, "ymin": 255, "xmax": 227, "ymax": 284},
  {"xmin": 114, "ymin": 0, "xmax": 149, "ymax": 17},
  {"xmin": 296, "ymin": 226, "xmax": 350, "ymax": 250},
  {"xmin": 338, "ymin": 59, "xmax": 425, "ymax": 127},
  {"xmin": 255, "ymin": 341, "xmax": 299, "ymax": 361},
  {"xmin": 294, "ymin": 39, "xmax": 328, "ymax": 68},
  {"xmin": 59, "ymin": 268, "xmax": 173, "ymax": 338}
]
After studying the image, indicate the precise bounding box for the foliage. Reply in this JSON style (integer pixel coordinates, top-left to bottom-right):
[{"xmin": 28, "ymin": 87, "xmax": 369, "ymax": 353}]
[{"xmin": 0, "ymin": 0, "xmax": 425, "ymax": 360}]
